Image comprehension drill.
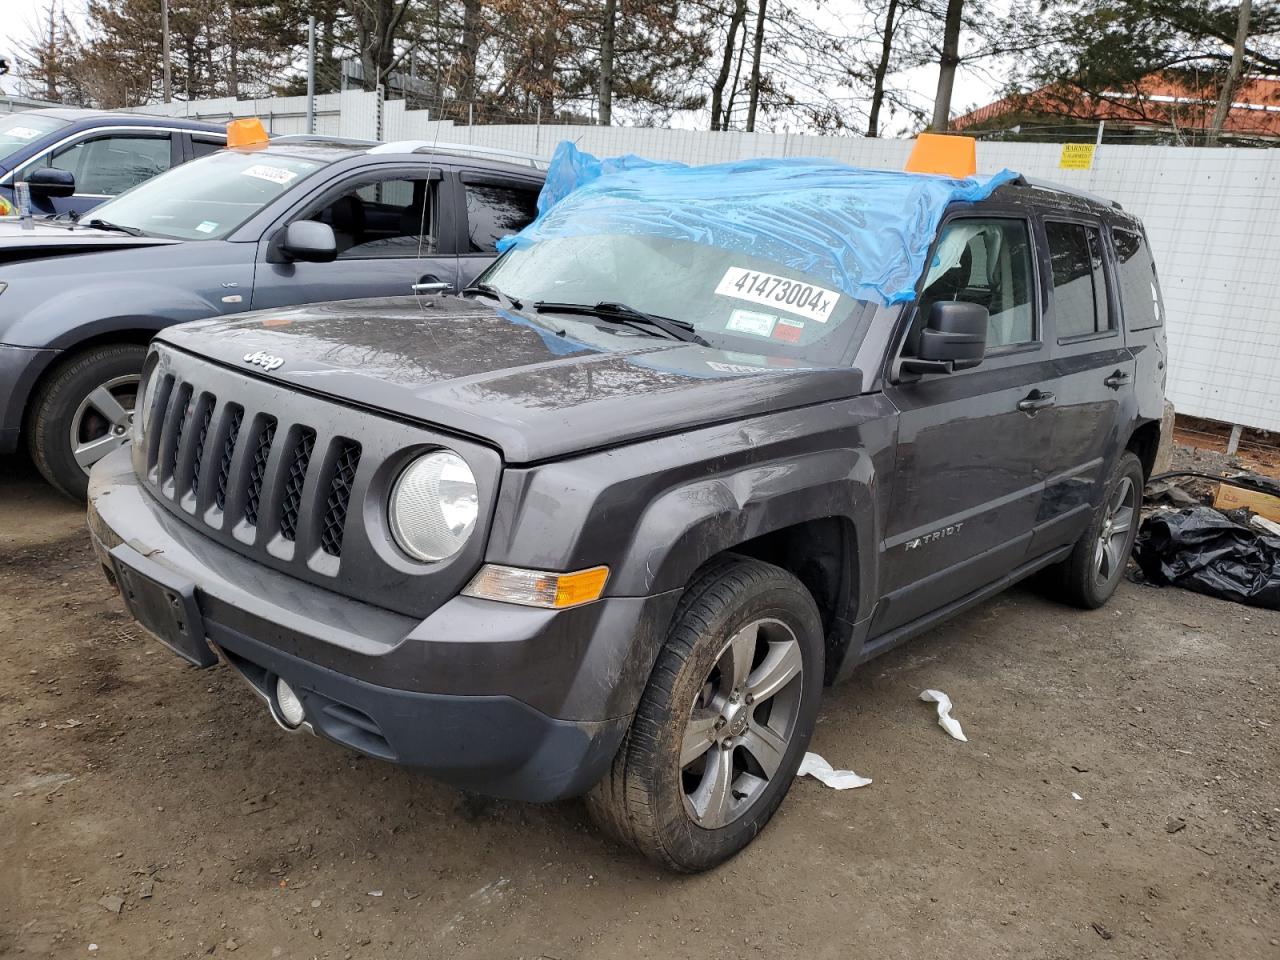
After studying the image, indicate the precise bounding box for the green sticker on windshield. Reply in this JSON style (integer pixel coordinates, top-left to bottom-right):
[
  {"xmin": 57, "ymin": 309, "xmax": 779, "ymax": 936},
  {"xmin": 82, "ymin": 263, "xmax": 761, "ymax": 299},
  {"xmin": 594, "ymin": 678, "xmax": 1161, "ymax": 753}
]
[{"xmin": 725, "ymin": 309, "xmax": 777, "ymax": 337}]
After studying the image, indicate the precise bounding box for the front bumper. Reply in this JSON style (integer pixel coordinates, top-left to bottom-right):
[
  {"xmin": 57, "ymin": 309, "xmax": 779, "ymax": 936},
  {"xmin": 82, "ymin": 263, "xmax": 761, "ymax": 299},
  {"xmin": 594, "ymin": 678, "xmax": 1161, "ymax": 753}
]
[
  {"xmin": 0, "ymin": 343, "xmax": 59, "ymax": 455},
  {"xmin": 88, "ymin": 446, "xmax": 680, "ymax": 802}
]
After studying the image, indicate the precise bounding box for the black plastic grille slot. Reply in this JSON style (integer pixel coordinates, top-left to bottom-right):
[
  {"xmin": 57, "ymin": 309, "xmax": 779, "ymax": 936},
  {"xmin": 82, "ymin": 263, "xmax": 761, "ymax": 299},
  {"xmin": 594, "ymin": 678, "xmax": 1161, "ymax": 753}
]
[
  {"xmin": 278, "ymin": 428, "xmax": 316, "ymax": 542},
  {"xmin": 243, "ymin": 418, "xmax": 277, "ymax": 527},
  {"xmin": 162, "ymin": 383, "xmax": 193, "ymax": 482},
  {"xmin": 187, "ymin": 395, "xmax": 216, "ymax": 497},
  {"xmin": 144, "ymin": 374, "xmax": 175, "ymax": 470},
  {"xmin": 214, "ymin": 406, "xmax": 244, "ymax": 511},
  {"xmin": 320, "ymin": 441, "xmax": 361, "ymax": 557}
]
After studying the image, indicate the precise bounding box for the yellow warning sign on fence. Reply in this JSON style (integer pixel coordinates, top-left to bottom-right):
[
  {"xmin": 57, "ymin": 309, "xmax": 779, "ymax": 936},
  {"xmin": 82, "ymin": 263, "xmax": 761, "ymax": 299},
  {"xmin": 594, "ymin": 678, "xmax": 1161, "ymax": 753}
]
[{"xmin": 1059, "ymin": 143, "xmax": 1096, "ymax": 170}]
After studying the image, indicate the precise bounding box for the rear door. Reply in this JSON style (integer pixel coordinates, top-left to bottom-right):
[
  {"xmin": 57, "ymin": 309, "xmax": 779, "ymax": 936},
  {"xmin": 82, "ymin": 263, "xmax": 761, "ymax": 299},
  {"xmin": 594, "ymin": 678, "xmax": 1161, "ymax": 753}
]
[
  {"xmin": 1029, "ymin": 215, "xmax": 1136, "ymax": 557},
  {"xmin": 250, "ymin": 165, "xmax": 458, "ymax": 309},
  {"xmin": 455, "ymin": 173, "xmax": 542, "ymax": 289},
  {"xmin": 874, "ymin": 211, "xmax": 1055, "ymax": 636}
]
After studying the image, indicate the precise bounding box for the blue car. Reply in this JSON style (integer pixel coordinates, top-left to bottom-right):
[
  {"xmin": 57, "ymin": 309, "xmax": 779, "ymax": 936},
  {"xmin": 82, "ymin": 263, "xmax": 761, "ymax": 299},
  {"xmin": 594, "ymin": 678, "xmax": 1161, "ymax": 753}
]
[{"xmin": 0, "ymin": 109, "xmax": 226, "ymax": 218}]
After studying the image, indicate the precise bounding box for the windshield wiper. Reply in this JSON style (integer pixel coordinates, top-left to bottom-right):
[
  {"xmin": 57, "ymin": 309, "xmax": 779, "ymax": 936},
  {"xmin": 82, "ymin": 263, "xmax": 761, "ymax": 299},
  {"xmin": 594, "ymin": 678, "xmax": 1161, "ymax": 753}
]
[
  {"xmin": 462, "ymin": 281, "xmax": 522, "ymax": 310},
  {"xmin": 533, "ymin": 300, "xmax": 708, "ymax": 346},
  {"xmin": 83, "ymin": 218, "xmax": 144, "ymax": 237}
]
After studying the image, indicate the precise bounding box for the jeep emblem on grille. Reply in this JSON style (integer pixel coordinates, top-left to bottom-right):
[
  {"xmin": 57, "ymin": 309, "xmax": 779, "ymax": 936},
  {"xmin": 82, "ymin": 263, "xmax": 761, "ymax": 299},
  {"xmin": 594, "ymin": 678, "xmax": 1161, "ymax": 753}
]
[{"xmin": 243, "ymin": 350, "xmax": 284, "ymax": 372}]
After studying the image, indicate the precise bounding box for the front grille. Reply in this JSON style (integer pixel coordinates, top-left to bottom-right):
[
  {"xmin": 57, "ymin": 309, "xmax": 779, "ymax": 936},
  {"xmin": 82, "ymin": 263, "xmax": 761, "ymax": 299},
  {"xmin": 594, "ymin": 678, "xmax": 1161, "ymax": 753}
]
[
  {"xmin": 320, "ymin": 441, "xmax": 361, "ymax": 557},
  {"xmin": 243, "ymin": 419, "xmax": 277, "ymax": 527},
  {"xmin": 133, "ymin": 345, "xmax": 494, "ymax": 619},
  {"xmin": 279, "ymin": 428, "xmax": 316, "ymax": 542},
  {"xmin": 140, "ymin": 377, "xmax": 365, "ymax": 567}
]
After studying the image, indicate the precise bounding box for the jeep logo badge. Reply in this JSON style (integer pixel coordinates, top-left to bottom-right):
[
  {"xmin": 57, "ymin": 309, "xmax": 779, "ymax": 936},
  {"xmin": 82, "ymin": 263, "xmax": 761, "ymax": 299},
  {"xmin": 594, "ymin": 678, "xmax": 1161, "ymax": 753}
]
[{"xmin": 243, "ymin": 350, "xmax": 284, "ymax": 371}]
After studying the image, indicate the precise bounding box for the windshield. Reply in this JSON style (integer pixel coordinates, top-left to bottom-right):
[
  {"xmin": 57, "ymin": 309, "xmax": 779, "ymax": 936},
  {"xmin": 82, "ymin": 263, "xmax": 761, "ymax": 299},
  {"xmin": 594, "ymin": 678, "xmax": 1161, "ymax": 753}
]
[
  {"xmin": 0, "ymin": 114, "xmax": 69, "ymax": 164},
  {"xmin": 481, "ymin": 234, "xmax": 877, "ymax": 364},
  {"xmin": 85, "ymin": 150, "xmax": 323, "ymax": 240}
]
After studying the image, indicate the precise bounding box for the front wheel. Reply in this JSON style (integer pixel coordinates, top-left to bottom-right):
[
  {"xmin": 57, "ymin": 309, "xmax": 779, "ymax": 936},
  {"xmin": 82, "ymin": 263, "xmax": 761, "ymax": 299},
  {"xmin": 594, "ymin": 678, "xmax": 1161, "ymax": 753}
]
[
  {"xmin": 26, "ymin": 343, "xmax": 146, "ymax": 501},
  {"xmin": 587, "ymin": 556, "xmax": 824, "ymax": 872},
  {"xmin": 1053, "ymin": 451, "xmax": 1145, "ymax": 609}
]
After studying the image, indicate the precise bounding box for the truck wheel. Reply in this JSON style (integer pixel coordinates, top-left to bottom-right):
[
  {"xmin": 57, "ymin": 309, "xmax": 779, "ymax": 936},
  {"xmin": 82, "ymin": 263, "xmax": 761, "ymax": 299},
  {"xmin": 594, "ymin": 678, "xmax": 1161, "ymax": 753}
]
[
  {"xmin": 587, "ymin": 556, "xmax": 824, "ymax": 872},
  {"xmin": 26, "ymin": 344, "xmax": 146, "ymax": 501},
  {"xmin": 1053, "ymin": 451, "xmax": 1144, "ymax": 609}
]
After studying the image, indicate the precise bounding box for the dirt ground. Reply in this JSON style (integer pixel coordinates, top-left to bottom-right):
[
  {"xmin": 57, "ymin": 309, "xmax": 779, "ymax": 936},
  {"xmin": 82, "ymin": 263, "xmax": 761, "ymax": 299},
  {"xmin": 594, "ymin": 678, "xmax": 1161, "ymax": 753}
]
[{"xmin": 2, "ymin": 453, "xmax": 1278, "ymax": 960}]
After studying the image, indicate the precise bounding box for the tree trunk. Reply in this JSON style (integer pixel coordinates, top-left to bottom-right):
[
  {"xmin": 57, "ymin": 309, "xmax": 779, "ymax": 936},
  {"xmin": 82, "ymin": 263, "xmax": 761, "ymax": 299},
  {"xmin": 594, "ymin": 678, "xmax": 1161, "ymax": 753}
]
[
  {"xmin": 867, "ymin": 0, "xmax": 898, "ymax": 137},
  {"xmin": 930, "ymin": 0, "xmax": 963, "ymax": 131},
  {"xmin": 459, "ymin": 0, "xmax": 481, "ymax": 104},
  {"xmin": 599, "ymin": 0, "xmax": 616, "ymax": 125},
  {"xmin": 744, "ymin": 0, "xmax": 766, "ymax": 131},
  {"xmin": 723, "ymin": 7, "xmax": 749, "ymax": 128},
  {"xmin": 1208, "ymin": 0, "xmax": 1251, "ymax": 144},
  {"xmin": 710, "ymin": 0, "xmax": 747, "ymax": 131}
]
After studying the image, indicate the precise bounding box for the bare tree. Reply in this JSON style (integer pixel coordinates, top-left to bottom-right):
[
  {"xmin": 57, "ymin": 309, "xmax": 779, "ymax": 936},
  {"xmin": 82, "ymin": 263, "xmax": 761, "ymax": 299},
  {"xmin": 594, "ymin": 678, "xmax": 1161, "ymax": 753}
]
[
  {"xmin": 930, "ymin": 0, "xmax": 963, "ymax": 130},
  {"xmin": 745, "ymin": 0, "xmax": 766, "ymax": 130},
  {"xmin": 599, "ymin": 0, "xmax": 617, "ymax": 124},
  {"xmin": 709, "ymin": 0, "xmax": 747, "ymax": 130},
  {"xmin": 867, "ymin": 0, "xmax": 899, "ymax": 136},
  {"xmin": 1209, "ymin": 0, "xmax": 1253, "ymax": 143}
]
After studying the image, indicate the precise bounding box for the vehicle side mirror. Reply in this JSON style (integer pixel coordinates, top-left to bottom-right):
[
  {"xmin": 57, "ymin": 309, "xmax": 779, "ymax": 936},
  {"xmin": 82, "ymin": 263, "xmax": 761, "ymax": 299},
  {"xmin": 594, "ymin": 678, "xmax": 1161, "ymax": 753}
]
[
  {"xmin": 26, "ymin": 167, "xmax": 76, "ymax": 198},
  {"xmin": 279, "ymin": 220, "xmax": 337, "ymax": 263},
  {"xmin": 900, "ymin": 301, "xmax": 989, "ymax": 376}
]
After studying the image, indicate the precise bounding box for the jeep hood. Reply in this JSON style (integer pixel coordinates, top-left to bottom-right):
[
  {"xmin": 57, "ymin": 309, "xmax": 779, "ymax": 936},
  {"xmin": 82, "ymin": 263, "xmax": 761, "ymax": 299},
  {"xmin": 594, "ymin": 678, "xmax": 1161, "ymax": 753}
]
[
  {"xmin": 0, "ymin": 218, "xmax": 181, "ymax": 263},
  {"xmin": 157, "ymin": 297, "xmax": 863, "ymax": 463}
]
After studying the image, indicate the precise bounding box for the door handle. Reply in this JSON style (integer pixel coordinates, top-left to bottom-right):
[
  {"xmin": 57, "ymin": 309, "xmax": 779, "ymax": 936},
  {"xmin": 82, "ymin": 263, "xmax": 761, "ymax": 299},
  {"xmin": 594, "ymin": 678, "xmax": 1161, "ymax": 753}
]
[
  {"xmin": 412, "ymin": 273, "xmax": 449, "ymax": 295},
  {"xmin": 1016, "ymin": 390, "xmax": 1055, "ymax": 414},
  {"xmin": 1103, "ymin": 370, "xmax": 1131, "ymax": 389}
]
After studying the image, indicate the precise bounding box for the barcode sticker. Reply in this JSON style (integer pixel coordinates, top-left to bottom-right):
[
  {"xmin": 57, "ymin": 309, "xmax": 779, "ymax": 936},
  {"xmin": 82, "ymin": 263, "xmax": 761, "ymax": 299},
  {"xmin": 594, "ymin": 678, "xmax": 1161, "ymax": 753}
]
[{"xmin": 241, "ymin": 164, "xmax": 298, "ymax": 185}]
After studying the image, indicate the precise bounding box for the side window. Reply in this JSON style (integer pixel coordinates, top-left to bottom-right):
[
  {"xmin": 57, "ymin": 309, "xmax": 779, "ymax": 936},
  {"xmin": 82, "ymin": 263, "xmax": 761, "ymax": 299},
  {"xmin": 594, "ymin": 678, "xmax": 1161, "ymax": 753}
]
[
  {"xmin": 464, "ymin": 182, "xmax": 539, "ymax": 253},
  {"xmin": 305, "ymin": 177, "xmax": 437, "ymax": 259},
  {"xmin": 45, "ymin": 134, "xmax": 171, "ymax": 196},
  {"xmin": 1045, "ymin": 220, "xmax": 1113, "ymax": 339},
  {"xmin": 916, "ymin": 218, "xmax": 1036, "ymax": 350},
  {"xmin": 1112, "ymin": 227, "xmax": 1162, "ymax": 330},
  {"xmin": 191, "ymin": 137, "xmax": 226, "ymax": 159}
]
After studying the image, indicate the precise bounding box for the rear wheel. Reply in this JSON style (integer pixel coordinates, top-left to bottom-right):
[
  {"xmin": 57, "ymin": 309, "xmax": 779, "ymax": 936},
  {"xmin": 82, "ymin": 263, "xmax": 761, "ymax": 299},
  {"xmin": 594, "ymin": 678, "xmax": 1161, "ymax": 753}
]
[
  {"xmin": 586, "ymin": 556, "xmax": 824, "ymax": 872},
  {"xmin": 1053, "ymin": 451, "xmax": 1144, "ymax": 609},
  {"xmin": 26, "ymin": 344, "xmax": 145, "ymax": 501}
]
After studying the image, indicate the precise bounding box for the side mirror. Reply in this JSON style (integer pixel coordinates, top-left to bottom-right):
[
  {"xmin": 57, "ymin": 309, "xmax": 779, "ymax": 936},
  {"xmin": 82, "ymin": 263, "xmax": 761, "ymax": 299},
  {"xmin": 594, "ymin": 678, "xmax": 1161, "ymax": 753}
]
[
  {"xmin": 279, "ymin": 220, "xmax": 337, "ymax": 263},
  {"xmin": 26, "ymin": 167, "xmax": 76, "ymax": 198},
  {"xmin": 900, "ymin": 301, "xmax": 989, "ymax": 376}
]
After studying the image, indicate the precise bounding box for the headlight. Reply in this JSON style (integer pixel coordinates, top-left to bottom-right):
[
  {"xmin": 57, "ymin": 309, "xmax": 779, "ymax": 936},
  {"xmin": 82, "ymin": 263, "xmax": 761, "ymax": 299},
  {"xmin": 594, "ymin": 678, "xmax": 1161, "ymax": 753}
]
[{"xmin": 388, "ymin": 450, "xmax": 478, "ymax": 562}]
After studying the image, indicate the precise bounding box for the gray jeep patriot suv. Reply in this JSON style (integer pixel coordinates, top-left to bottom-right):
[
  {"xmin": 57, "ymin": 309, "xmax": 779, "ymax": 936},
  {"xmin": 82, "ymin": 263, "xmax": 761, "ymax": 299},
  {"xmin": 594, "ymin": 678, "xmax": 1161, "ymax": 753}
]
[{"xmin": 87, "ymin": 151, "xmax": 1166, "ymax": 872}]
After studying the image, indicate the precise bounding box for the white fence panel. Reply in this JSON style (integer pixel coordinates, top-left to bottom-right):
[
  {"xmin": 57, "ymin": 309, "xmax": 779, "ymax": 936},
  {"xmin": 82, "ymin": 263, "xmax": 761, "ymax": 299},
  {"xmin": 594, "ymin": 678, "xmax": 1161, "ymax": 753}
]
[{"xmin": 127, "ymin": 93, "xmax": 1280, "ymax": 431}]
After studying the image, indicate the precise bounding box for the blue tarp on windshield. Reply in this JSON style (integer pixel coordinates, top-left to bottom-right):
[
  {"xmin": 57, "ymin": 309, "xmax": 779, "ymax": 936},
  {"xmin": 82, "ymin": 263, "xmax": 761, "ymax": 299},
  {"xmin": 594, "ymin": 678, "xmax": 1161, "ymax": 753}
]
[{"xmin": 497, "ymin": 141, "xmax": 1019, "ymax": 305}]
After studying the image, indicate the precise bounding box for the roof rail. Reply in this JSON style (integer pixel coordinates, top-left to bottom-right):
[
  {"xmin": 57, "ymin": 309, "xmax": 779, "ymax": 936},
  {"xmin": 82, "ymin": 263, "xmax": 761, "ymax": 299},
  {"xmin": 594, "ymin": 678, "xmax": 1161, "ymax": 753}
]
[
  {"xmin": 271, "ymin": 134, "xmax": 380, "ymax": 146},
  {"xmin": 367, "ymin": 140, "xmax": 549, "ymax": 170},
  {"xmin": 1019, "ymin": 175, "xmax": 1123, "ymax": 210}
]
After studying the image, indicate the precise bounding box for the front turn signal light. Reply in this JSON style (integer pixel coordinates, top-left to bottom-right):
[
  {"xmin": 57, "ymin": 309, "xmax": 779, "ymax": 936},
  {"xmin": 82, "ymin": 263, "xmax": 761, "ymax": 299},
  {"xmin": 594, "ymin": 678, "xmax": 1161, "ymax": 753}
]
[{"xmin": 463, "ymin": 564, "xmax": 609, "ymax": 609}]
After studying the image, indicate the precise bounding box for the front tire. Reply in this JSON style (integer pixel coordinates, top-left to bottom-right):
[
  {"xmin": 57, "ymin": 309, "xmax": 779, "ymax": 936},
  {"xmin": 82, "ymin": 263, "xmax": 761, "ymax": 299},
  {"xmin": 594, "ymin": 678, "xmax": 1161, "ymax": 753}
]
[
  {"xmin": 26, "ymin": 343, "xmax": 146, "ymax": 501},
  {"xmin": 587, "ymin": 556, "xmax": 824, "ymax": 872},
  {"xmin": 1053, "ymin": 451, "xmax": 1144, "ymax": 609}
]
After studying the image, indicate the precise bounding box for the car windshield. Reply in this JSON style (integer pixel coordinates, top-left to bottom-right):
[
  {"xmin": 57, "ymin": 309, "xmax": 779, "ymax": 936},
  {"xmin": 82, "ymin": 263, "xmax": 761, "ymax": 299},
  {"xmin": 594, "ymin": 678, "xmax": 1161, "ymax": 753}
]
[
  {"xmin": 481, "ymin": 234, "xmax": 878, "ymax": 363},
  {"xmin": 83, "ymin": 150, "xmax": 324, "ymax": 240},
  {"xmin": 0, "ymin": 114, "xmax": 69, "ymax": 164}
]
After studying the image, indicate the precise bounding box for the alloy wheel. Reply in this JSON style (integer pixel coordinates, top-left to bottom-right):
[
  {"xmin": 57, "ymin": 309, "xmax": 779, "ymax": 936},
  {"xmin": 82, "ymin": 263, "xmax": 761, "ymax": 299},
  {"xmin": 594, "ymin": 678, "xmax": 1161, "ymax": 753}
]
[
  {"xmin": 679, "ymin": 617, "xmax": 804, "ymax": 829},
  {"xmin": 69, "ymin": 374, "xmax": 139, "ymax": 475},
  {"xmin": 1094, "ymin": 475, "xmax": 1137, "ymax": 586}
]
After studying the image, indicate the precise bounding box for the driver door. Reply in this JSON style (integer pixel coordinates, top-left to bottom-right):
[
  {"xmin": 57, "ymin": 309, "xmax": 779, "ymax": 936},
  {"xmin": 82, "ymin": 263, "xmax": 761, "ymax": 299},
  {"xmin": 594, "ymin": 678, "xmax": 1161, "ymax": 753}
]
[
  {"xmin": 250, "ymin": 167, "xmax": 458, "ymax": 310},
  {"xmin": 873, "ymin": 214, "xmax": 1055, "ymax": 636}
]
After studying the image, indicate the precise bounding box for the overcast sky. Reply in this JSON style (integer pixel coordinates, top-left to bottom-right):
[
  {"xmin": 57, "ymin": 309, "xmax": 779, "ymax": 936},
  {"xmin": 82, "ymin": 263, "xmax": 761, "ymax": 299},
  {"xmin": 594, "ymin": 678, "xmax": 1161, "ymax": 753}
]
[{"xmin": 1, "ymin": 0, "xmax": 1007, "ymax": 130}]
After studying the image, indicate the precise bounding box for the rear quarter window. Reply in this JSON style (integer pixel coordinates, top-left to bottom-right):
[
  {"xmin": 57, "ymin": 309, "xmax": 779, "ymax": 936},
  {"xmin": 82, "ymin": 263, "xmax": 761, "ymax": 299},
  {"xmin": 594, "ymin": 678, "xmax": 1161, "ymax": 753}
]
[{"xmin": 1112, "ymin": 227, "xmax": 1162, "ymax": 331}]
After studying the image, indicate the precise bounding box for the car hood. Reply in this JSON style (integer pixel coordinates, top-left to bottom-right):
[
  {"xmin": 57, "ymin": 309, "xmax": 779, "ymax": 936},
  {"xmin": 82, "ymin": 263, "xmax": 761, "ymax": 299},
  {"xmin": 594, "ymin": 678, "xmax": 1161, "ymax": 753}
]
[
  {"xmin": 0, "ymin": 218, "xmax": 181, "ymax": 262},
  {"xmin": 157, "ymin": 296, "xmax": 863, "ymax": 463}
]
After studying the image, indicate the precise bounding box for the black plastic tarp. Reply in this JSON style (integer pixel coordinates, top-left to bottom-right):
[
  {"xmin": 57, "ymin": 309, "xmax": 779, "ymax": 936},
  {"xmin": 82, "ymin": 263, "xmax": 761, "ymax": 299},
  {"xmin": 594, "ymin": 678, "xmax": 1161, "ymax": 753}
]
[{"xmin": 1133, "ymin": 505, "xmax": 1280, "ymax": 609}]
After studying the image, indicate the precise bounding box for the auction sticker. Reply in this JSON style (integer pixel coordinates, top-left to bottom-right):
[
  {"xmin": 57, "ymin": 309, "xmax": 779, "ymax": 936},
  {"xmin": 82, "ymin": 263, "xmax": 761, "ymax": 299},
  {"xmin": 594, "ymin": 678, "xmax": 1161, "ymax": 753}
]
[
  {"xmin": 195, "ymin": 220, "xmax": 219, "ymax": 234},
  {"xmin": 7, "ymin": 126, "xmax": 41, "ymax": 140},
  {"xmin": 715, "ymin": 266, "xmax": 839, "ymax": 323},
  {"xmin": 772, "ymin": 317, "xmax": 805, "ymax": 343},
  {"xmin": 241, "ymin": 164, "xmax": 299, "ymax": 185}
]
